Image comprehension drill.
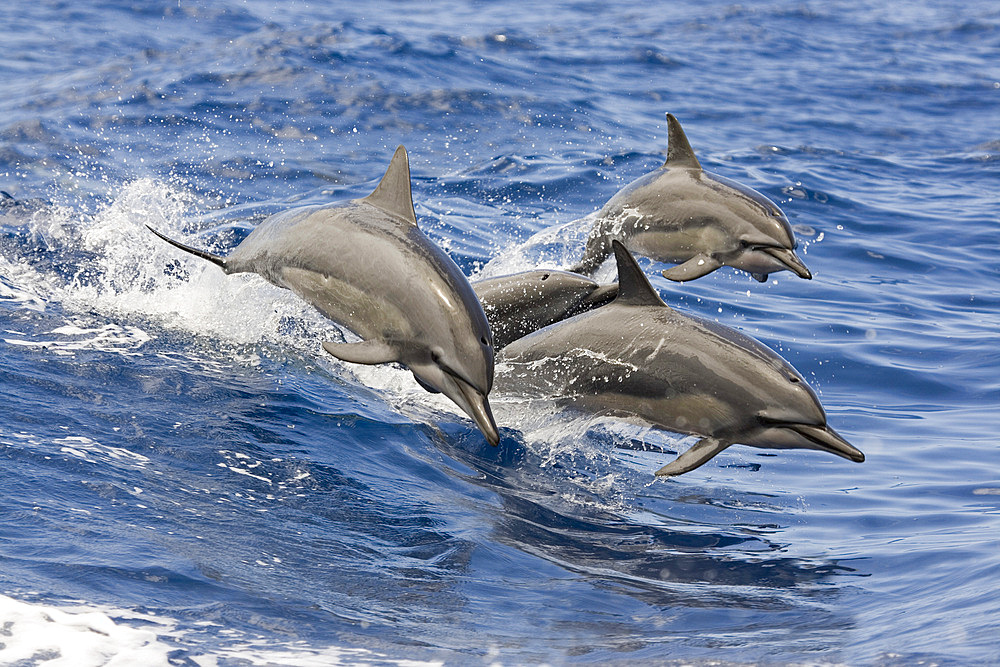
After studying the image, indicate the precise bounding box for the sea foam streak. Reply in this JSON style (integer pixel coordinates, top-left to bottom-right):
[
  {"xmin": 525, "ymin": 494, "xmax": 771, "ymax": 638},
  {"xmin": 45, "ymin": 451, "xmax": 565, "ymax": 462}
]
[{"xmin": 0, "ymin": 594, "xmax": 440, "ymax": 667}]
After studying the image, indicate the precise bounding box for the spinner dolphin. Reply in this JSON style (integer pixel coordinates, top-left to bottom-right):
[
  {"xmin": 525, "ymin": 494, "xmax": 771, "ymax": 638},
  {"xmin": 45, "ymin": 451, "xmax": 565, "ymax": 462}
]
[
  {"xmin": 149, "ymin": 146, "xmax": 500, "ymax": 445},
  {"xmin": 572, "ymin": 114, "xmax": 812, "ymax": 283},
  {"xmin": 502, "ymin": 240, "xmax": 862, "ymax": 476}
]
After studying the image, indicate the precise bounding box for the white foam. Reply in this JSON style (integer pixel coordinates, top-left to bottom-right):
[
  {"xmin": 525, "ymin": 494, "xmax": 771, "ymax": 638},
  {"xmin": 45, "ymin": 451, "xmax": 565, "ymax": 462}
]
[
  {"xmin": 0, "ymin": 594, "xmax": 177, "ymax": 667},
  {"xmin": 0, "ymin": 594, "xmax": 442, "ymax": 667},
  {"xmin": 0, "ymin": 272, "xmax": 47, "ymax": 311},
  {"xmin": 4, "ymin": 320, "xmax": 151, "ymax": 356},
  {"xmin": 61, "ymin": 178, "xmax": 328, "ymax": 349},
  {"xmin": 4, "ymin": 179, "xmax": 338, "ymax": 357},
  {"xmin": 474, "ymin": 214, "xmax": 595, "ymax": 280},
  {"xmin": 0, "ymin": 254, "xmax": 55, "ymax": 312},
  {"xmin": 53, "ymin": 435, "xmax": 151, "ymax": 468}
]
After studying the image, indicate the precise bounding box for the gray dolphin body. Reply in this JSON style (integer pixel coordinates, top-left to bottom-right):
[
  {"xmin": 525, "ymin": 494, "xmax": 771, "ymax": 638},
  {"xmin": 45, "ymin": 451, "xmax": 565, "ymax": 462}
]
[
  {"xmin": 501, "ymin": 241, "xmax": 863, "ymax": 476},
  {"xmin": 472, "ymin": 269, "xmax": 618, "ymax": 349},
  {"xmin": 149, "ymin": 146, "xmax": 499, "ymax": 445},
  {"xmin": 571, "ymin": 114, "xmax": 812, "ymax": 283}
]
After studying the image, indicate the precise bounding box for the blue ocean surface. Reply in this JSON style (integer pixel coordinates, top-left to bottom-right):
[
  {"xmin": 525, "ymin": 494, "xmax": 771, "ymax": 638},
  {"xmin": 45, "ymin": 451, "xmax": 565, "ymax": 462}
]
[{"xmin": 1, "ymin": 1, "xmax": 998, "ymax": 664}]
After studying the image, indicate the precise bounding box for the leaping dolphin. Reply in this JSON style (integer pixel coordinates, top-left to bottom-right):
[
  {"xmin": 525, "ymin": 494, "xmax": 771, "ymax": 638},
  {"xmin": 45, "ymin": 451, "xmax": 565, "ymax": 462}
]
[
  {"xmin": 501, "ymin": 240, "xmax": 862, "ymax": 476},
  {"xmin": 472, "ymin": 269, "xmax": 618, "ymax": 349},
  {"xmin": 571, "ymin": 114, "xmax": 812, "ymax": 283},
  {"xmin": 148, "ymin": 146, "xmax": 500, "ymax": 445}
]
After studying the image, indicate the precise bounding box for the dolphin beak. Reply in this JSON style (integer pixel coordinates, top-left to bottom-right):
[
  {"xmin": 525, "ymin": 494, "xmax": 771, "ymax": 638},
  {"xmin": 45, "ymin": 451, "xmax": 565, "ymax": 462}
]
[
  {"xmin": 788, "ymin": 423, "xmax": 865, "ymax": 462},
  {"xmin": 451, "ymin": 376, "xmax": 501, "ymax": 446},
  {"xmin": 763, "ymin": 247, "xmax": 812, "ymax": 280}
]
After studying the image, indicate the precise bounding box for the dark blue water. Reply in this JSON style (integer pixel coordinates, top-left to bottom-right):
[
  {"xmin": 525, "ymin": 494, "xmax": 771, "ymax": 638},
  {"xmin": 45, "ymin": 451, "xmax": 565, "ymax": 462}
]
[{"xmin": 2, "ymin": 1, "xmax": 998, "ymax": 664}]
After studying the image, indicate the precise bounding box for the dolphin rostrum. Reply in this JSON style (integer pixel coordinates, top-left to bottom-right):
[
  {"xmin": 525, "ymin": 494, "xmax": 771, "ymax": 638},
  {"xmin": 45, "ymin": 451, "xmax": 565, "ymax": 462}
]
[
  {"xmin": 148, "ymin": 146, "xmax": 500, "ymax": 445},
  {"xmin": 473, "ymin": 269, "xmax": 618, "ymax": 349},
  {"xmin": 501, "ymin": 240, "xmax": 862, "ymax": 476},
  {"xmin": 571, "ymin": 114, "xmax": 812, "ymax": 283}
]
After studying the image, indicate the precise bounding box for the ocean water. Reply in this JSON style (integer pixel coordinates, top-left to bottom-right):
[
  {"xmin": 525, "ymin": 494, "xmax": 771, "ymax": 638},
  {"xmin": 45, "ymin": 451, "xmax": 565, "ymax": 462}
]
[{"xmin": 1, "ymin": 0, "xmax": 998, "ymax": 664}]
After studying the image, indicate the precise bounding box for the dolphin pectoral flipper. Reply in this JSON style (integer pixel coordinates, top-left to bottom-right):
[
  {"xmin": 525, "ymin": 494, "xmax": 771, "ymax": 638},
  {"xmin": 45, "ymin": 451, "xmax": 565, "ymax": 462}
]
[
  {"xmin": 661, "ymin": 254, "xmax": 722, "ymax": 282},
  {"xmin": 654, "ymin": 437, "xmax": 730, "ymax": 477},
  {"xmin": 322, "ymin": 340, "xmax": 400, "ymax": 365}
]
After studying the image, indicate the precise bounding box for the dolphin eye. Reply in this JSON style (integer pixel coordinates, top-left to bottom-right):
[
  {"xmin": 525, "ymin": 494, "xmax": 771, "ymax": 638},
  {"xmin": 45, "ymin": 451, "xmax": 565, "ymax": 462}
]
[
  {"xmin": 739, "ymin": 239, "xmax": 752, "ymax": 248},
  {"xmin": 480, "ymin": 336, "xmax": 489, "ymax": 347},
  {"xmin": 789, "ymin": 375, "xmax": 801, "ymax": 383},
  {"xmin": 431, "ymin": 348, "xmax": 443, "ymax": 363},
  {"xmin": 540, "ymin": 273, "xmax": 550, "ymax": 281}
]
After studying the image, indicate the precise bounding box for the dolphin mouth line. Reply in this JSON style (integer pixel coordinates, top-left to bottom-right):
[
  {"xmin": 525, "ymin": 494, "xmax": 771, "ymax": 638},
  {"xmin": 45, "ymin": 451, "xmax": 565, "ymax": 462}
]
[
  {"xmin": 760, "ymin": 246, "xmax": 812, "ymax": 280},
  {"xmin": 438, "ymin": 355, "xmax": 493, "ymax": 396},
  {"xmin": 780, "ymin": 422, "xmax": 865, "ymax": 462},
  {"xmin": 451, "ymin": 375, "xmax": 499, "ymax": 446}
]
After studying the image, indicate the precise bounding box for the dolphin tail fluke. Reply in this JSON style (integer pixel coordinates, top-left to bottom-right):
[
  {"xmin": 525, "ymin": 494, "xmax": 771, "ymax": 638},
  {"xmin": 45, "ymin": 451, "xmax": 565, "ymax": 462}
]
[
  {"xmin": 661, "ymin": 253, "xmax": 722, "ymax": 282},
  {"xmin": 655, "ymin": 436, "xmax": 729, "ymax": 477},
  {"xmin": 147, "ymin": 225, "xmax": 227, "ymax": 271},
  {"xmin": 322, "ymin": 340, "xmax": 400, "ymax": 365}
]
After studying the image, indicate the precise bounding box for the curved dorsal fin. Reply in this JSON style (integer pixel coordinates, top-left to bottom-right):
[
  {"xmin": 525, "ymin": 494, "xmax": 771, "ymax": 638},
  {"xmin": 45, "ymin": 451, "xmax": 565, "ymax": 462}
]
[
  {"xmin": 362, "ymin": 145, "xmax": 418, "ymax": 226},
  {"xmin": 663, "ymin": 113, "xmax": 702, "ymax": 170},
  {"xmin": 611, "ymin": 240, "xmax": 667, "ymax": 308}
]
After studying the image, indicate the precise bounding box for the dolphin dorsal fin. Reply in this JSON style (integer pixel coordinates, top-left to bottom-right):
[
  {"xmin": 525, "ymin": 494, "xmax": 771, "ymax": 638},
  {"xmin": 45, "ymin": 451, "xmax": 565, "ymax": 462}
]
[
  {"xmin": 663, "ymin": 113, "xmax": 702, "ymax": 170},
  {"xmin": 362, "ymin": 145, "xmax": 418, "ymax": 226},
  {"xmin": 611, "ymin": 240, "xmax": 667, "ymax": 308}
]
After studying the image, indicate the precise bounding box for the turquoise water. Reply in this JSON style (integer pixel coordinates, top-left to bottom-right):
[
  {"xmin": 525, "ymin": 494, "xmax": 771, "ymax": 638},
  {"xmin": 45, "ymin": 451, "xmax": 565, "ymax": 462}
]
[{"xmin": 1, "ymin": 1, "xmax": 998, "ymax": 664}]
